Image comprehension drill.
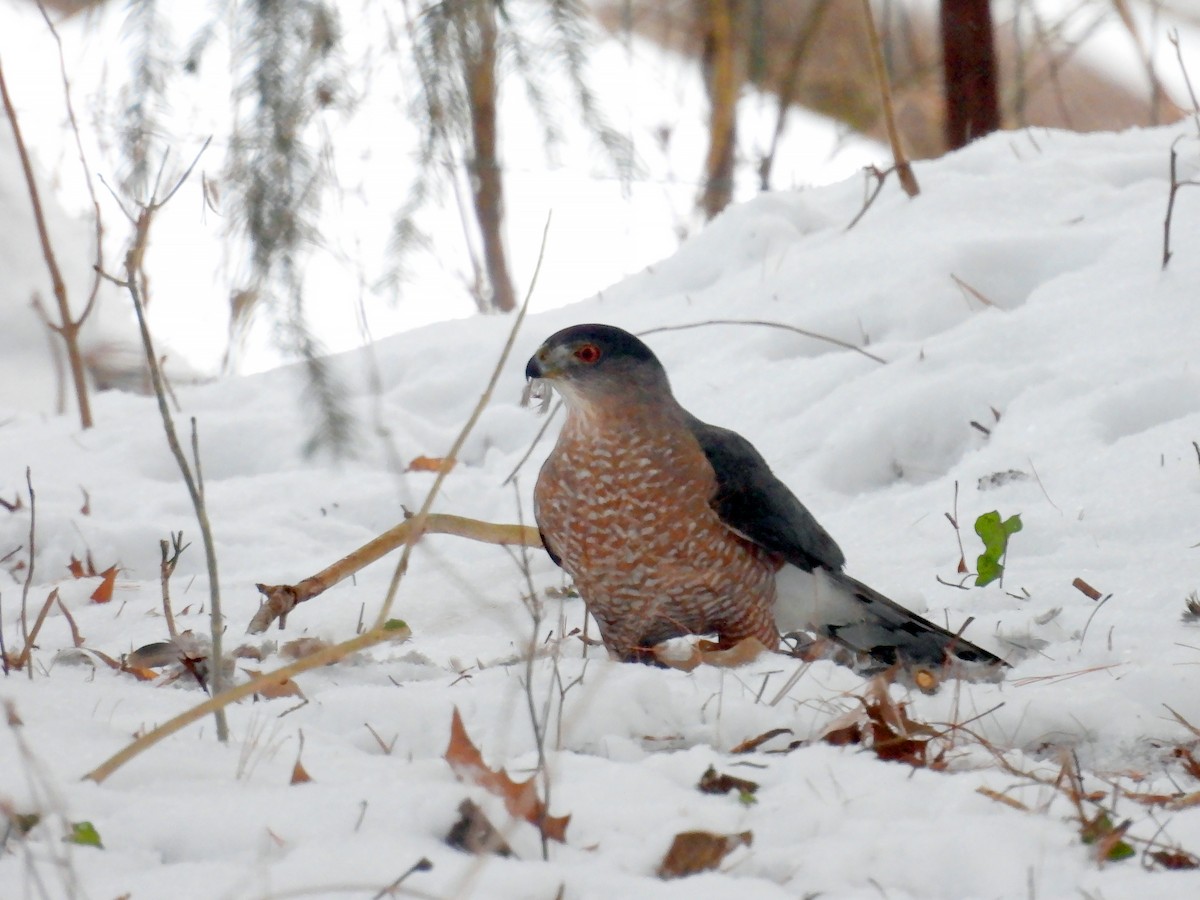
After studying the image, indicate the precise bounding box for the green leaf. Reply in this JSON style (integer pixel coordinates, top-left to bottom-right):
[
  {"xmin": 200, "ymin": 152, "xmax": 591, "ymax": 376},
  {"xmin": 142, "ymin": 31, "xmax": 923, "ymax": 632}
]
[
  {"xmin": 383, "ymin": 618, "xmax": 408, "ymax": 632},
  {"xmin": 974, "ymin": 511, "xmax": 1022, "ymax": 587},
  {"xmin": 1107, "ymin": 840, "xmax": 1136, "ymax": 861},
  {"xmin": 976, "ymin": 553, "xmax": 1003, "ymax": 588},
  {"xmin": 65, "ymin": 821, "xmax": 103, "ymax": 849},
  {"xmin": 737, "ymin": 789, "xmax": 758, "ymax": 807}
]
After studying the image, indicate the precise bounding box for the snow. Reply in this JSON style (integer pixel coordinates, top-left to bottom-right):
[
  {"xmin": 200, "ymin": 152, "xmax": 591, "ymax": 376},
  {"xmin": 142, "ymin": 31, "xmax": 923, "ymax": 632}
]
[{"xmin": 2, "ymin": 121, "xmax": 1200, "ymax": 896}]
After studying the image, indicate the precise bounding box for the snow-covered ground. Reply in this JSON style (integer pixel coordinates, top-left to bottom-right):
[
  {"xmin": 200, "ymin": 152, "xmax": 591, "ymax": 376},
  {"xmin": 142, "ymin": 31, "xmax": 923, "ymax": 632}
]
[{"xmin": 2, "ymin": 122, "xmax": 1200, "ymax": 897}]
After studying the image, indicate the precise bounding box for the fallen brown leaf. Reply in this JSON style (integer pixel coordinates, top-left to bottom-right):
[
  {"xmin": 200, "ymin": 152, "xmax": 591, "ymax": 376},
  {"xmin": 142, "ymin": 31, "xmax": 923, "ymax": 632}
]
[
  {"xmin": 446, "ymin": 799, "xmax": 512, "ymax": 856},
  {"xmin": 658, "ymin": 830, "xmax": 752, "ymax": 879},
  {"xmin": 407, "ymin": 455, "xmax": 455, "ymax": 473},
  {"xmin": 243, "ymin": 668, "xmax": 306, "ymax": 700},
  {"xmin": 697, "ymin": 766, "xmax": 758, "ymax": 797},
  {"xmin": 818, "ymin": 679, "xmax": 937, "ymax": 768},
  {"xmin": 1175, "ymin": 747, "xmax": 1200, "ymax": 780},
  {"xmin": 90, "ymin": 565, "xmax": 118, "ymax": 603},
  {"xmin": 443, "ymin": 708, "xmax": 569, "ymax": 842},
  {"xmin": 819, "ymin": 707, "xmax": 867, "ymax": 747},
  {"xmin": 291, "ymin": 759, "xmax": 312, "ymax": 784},
  {"xmin": 1151, "ymin": 849, "xmax": 1200, "ymax": 870}
]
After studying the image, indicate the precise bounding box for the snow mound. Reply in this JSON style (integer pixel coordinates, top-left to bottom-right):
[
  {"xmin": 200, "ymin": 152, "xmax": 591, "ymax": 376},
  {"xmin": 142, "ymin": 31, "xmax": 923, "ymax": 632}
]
[{"xmin": 3, "ymin": 125, "xmax": 1200, "ymax": 897}]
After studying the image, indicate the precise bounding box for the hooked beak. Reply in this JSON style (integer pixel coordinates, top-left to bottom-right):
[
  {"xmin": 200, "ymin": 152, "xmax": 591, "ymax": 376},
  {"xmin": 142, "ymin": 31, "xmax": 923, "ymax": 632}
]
[
  {"xmin": 525, "ymin": 353, "xmax": 545, "ymax": 380},
  {"xmin": 523, "ymin": 347, "xmax": 557, "ymax": 411},
  {"xmin": 525, "ymin": 344, "xmax": 566, "ymax": 381}
]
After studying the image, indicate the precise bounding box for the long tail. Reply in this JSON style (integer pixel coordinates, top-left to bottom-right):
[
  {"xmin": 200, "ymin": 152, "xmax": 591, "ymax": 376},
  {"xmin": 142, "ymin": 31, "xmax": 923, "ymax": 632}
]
[{"xmin": 774, "ymin": 566, "xmax": 1007, "ymax": 675}]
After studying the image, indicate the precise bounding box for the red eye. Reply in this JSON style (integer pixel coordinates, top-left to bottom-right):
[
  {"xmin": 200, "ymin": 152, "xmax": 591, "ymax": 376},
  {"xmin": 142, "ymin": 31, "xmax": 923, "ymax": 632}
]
[{"xmin": 574, "ymin": 343, "xmax": 602, "ymax": 364}]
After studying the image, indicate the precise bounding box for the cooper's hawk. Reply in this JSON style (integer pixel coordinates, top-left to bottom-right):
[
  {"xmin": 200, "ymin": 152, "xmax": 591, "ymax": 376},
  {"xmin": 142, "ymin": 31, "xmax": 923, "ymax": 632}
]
[{"xmin": 526, "ymin": 323, "xmax": 1005, "ymax": 675}]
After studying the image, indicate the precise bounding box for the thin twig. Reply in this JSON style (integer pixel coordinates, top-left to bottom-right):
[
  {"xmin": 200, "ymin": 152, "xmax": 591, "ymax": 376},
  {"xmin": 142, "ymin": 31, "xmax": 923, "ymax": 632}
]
[
  {"xmin": 859, "ymin": 0, "xmax": 919, "ymax": 197},
  {"xmin": 1111, "ymin": 0, "xmax": 1166, "ymax": 126},
  {"xmin": 502, "ymin": 399, "xmax": 562, "ymax": 487},
  {"xmin": 249, "ymin": 513, "xmax": 541, "ymax": 633},
  {"xmin": 758, "ymin": 0, "xmax": 834, "ymax": 190},
  {"xmin": 369, "ymin": 212, "xmax": 551, "ymax": 632},
  {"xmin": 1079, "ymin": 593, "xmax": 1115, "ymax": 649},
  {"xmin": 1168, "ymin": 29, "xmax": 1200, "ymax": 137},
  {"xmin": 371, "ymin": 857, "xmax": 433, "ymax": 900},
  {"xmin": 637, "ymin": 318, "xmax": 887, "ymax": 364},
  {"xmin": 113, "ymin": 141, "xmax": 227, "ymax": 738},
  {"xmin": 19, "ymin": 469, "xmax": 35, "ymax": 680},
  {"xmin": 15, "ymin": 590, "xmax": 59, "ymax": 671},
  {"xmin": 950, "ymin": 273, "xmax": 996, "ymax": 308},
  {"xmin": 160, "ymin": 531, "xmax": 188, "ymax": 641},
  {"xmin": 1163, "ymin": 136, "xmax": 1199, "ymax": 269},
  {"xmin": 510, "ymin": 478, "xmax": 553, "ymax": 860},
  {"xmin": 1026, "ymin": 456, "xmax": 1062, "ymax": 514},
  {"xmin": 845, "ymin": 164, "xmax": 892, "ymax": 231},
  {"xmin": 55, "ymin": 593, "xmax": 83, "ymax": 648},
  {"xmin": 37, "ymin": 1, "xmax": 106, "ymax": 328},
  {"xmin": 945, "ymin": 480, "xmax": 967, "ymax": 574},
  {"xmin": 0, "ymin": 59, "xmax": 93, "ymax": 428}
]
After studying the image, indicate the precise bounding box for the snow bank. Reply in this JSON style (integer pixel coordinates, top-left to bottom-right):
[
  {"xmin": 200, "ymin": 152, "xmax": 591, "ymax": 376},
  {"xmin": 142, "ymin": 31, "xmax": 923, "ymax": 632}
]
[{"xmin": 2, "ymin": 124, "xmax": 1200, "ymax": 897}]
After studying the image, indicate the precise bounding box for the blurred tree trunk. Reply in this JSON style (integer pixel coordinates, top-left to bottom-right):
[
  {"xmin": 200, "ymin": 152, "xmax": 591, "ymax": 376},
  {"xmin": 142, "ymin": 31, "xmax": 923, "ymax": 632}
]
[
  {"xmin": 462, "ymin": 0, "xmax": 515, "ymax": 312},
  {"xmin": 700, "ymin": 0, "xmax": 740, "ymax": 220},
  {"xmin": 940, "ymin": 0, "xmax": 999, "ymax": 149}
]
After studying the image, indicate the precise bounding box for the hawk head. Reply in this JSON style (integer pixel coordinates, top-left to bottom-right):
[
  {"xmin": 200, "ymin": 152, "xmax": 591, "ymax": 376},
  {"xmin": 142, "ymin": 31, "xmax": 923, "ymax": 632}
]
[{"xmin": 525, "ymin": 324, "xmax": 671, "ymax": 410}]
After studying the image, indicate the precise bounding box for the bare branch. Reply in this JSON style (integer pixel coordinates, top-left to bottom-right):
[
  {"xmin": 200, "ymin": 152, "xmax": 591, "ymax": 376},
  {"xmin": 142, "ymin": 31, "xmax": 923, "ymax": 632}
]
[
  {"xmin": 19, "ymin": 469, "xmax": 36, "ymax": 680},
  {"xmin": 1169, "ymin": 29, "xmax": 1200, "ymax": 137},
  {"xmin": 249, "ymin": 513, "xmax": 541, "ymax": 633},
  {"xmin": 112, "ymin": 143, "xmax": 227, "ymax": 738},
  {"xmin": 38, "ymin": 1, "xmax": 107, "ymax": 328},
  {"xmin": 859, "ymin": 0, "xmax": 919, "ymax": 197},
  {"xmin": 1163, "ymin": 136, "xmax": 1200, "ymax": 269},
  {"xmin": 0, "ymin": 59, "xmax": 93, "ymax": 428}
]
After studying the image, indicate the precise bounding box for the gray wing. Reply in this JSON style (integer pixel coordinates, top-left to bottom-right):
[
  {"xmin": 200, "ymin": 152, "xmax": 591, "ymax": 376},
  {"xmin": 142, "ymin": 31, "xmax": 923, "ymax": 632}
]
[
  {"xmin": 797, "ymin": 568, "xmax": 1009, "ymax": 670},
  {"xmin": 685, "ymin": 414, "xmax": 846, "ymax": 572}
]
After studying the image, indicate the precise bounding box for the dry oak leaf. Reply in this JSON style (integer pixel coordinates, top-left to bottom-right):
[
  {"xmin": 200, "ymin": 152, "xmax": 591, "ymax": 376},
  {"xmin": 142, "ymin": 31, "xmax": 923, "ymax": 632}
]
[
  {"xmin": 67, "ymin": 555, "xmax": 94, "ymax": 578},
  {"xmin": 407, "ymin": 455, "xmax": 456, "ymax": 474},
  {"xmin": 1151, "ymin": 849, "xmax": 1200, "ymax": 870},
  {"xmin": 443, "ymin": 708, "xmax": 569, "ymax": 842},
  {"xmin": 243, "ymin": 668, "xmax": 306, "ymax": 700},
  {"xmin": 90, "ymin": 565, "xmax": 118, "ymax": 603},
  {"xmin": 697, "ymin": 766, "xmax": 759, "ymax": 797},
  {"xmin": 290, "ymin": 758, "xmax": 313, "ymax": 785},
  {"xmin": 658, "ymin": 830, "xmax": 752, "ymax": 879},
  {"xmin": 820, "ymin": 677, "xmax": 936, "ymax": 768}
]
